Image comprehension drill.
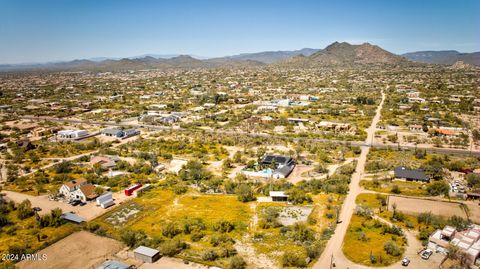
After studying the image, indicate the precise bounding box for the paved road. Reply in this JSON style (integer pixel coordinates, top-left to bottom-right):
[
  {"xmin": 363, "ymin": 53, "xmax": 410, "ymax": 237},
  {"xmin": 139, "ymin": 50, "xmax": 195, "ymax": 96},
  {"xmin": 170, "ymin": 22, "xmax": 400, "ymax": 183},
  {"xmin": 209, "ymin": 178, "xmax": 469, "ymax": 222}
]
[
  {"xmin": 314, "ymin": 90, "xmax": 386, "ymax": 269},
  {"xmin": 20, "ymin": 116, "xmax": 480, "ymax": 157}
]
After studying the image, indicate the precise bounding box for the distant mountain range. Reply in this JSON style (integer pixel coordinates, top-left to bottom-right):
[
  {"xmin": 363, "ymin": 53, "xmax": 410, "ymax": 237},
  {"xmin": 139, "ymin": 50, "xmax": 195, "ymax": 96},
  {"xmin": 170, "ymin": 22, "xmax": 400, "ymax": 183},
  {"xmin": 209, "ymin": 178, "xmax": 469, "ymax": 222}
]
[
  {"xmin": 0, "ymin": 55, "xmax": 265, "ymax": 72},
  {"xmin": 1, "ymin": 42, "xmax": 478, "ymax": 72},
  {"xmin": 275, "ymin": 42, "xmax": 409, "ymax": 68},
  {"xmin": 401, "ymin": 50, "xmax": 480, "ymax": 65},
  {"xmin": 225, "ymin": 48, "xmax": 319, "ymax": 64}
]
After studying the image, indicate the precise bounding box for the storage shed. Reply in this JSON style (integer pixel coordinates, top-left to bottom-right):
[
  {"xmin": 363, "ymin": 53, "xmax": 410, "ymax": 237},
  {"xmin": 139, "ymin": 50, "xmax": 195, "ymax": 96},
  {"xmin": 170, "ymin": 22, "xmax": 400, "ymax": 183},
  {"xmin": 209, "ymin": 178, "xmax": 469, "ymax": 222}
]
[
  {"xmin": 96, "ymin": 192, "xmax": 114, "ymax": 209},
  {"xmin": 270, "ymin": 191, "xmax": 289, "ymax": 202},
  {"xmin": 133, "ymin": 246, "xmax": 160, "ymax": 263},
  {"xmin": 61, "ymin": 212, "xmax": 85, "ymax": 224}
]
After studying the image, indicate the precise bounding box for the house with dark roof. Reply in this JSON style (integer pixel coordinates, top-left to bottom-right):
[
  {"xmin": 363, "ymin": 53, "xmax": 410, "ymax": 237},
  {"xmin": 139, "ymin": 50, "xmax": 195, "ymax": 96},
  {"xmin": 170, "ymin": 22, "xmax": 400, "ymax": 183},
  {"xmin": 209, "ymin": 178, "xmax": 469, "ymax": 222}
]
[
  {"xmin": 261, "ymin": 155, "xmax": 295, "ymax": 179},
  {"xmin": 394, "ymin": 166, "xmax": 430, "ymax": 182},
  {"xmin": 15, "ymin": 139, "xmax": 36, "ymax": 151}
]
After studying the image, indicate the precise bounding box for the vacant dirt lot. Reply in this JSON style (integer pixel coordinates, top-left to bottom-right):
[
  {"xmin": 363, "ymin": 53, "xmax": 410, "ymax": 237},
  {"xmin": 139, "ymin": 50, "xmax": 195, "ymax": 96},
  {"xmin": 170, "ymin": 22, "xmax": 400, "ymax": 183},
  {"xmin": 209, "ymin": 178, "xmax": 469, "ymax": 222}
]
[
  {"xmin": 388, "ymin": 196, "xmax": 468, "ymax": 219},
  {"xmin": 2, "ymin": 190, "xmax": 132, "ymax": 221},
  {"xmin": 17, "ymin": 231, "xmax": 124, "ymax": 269}
]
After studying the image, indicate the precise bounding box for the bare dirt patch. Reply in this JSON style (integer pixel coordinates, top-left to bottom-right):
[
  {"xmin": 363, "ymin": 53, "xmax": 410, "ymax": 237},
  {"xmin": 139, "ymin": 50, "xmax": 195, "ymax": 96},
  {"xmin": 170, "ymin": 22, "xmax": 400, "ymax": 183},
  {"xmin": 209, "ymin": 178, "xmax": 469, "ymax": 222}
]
[
  {"xmin": 388, "ymin": 196, "xmax": 467, "ymax": 219},
  {"xmin": 17, "ymin": 231, "xmax": 124, "ymax": 269}
]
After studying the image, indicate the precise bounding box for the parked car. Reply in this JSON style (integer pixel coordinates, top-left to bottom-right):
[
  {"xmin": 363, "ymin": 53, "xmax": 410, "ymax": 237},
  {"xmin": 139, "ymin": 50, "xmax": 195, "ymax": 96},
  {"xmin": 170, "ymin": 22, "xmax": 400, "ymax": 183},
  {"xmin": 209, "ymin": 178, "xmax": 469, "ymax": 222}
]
[
  {"xmin": 79, "ymin": 201, "xmax": 87, "ymax": 206},
  {"xmin": 421, "ymin": 249, "xmax": 433, "ymax": 260},
  {"xmin": 401, "ymin": 257, "xmax": 410, "ymax": 266},
  {"xmin": 32, "ymin": 207, "xmax": 42, "ymax": 212},
  {"xmin": 70, "ymin": 200, "xmax": 81, "ymax": 206}
]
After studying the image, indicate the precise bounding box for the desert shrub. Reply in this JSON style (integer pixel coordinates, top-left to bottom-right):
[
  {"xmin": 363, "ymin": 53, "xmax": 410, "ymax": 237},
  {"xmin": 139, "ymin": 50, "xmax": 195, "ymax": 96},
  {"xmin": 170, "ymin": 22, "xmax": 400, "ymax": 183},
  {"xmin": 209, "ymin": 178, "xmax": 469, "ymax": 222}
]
[
  {"xmin": 355, "ymin": 205, "xmax": 373, "ymax": 218},
  {"xmin": 17, "ymin": 199, "xmax": 34, "ymax": 220},
  {"xmin": 182, "ymin": 217, "xmax": 206, "ymax": 234},
  {"xmin": 202, "ymin": 249, "xmax": 218, "ymax": 261},
  {"xmin": 426, "ymin": 180, "xmax": 449, "ymax": 196},
  {"xmin": 383, "ymin": 241, "xmax": 401, "ymax": 256},
  {"xmin": 305, "ymin": 241, "xmax": 324, "ymax": 259},
  {"xmin": 190, "ymin": 232, "xmax": 205, "ymax": 242},
  {"xmin": 213, "ymin": 220, "xmax": 235, "ymax": 233},
  {"xmin": 229, "ymin": 256, "xmax": 246, "ymax": 269},
  {"xmin": 390, "ymin": 185, "xmax": 401, "ymax": 194},
  {"xmin": 282, "ymin": 251, "xmax": 307, "ymax": 267},
  {"xmin": 210, "ymin": 234, "xmax": 234, "ymax": 246},
  {"xmin": 288, "ymin": 223, "xmax": 315, "ymax": 243},
  {"xmin": 287, "ymin": 188, "xmax": 312, "ymax": 204},
  {"xmin": 235, "ymin": 184, "xmax": 255, "ymax": 202},
  {"xmin": 162, "ymin": 222, "xmax": 181, "ymax": 238},
  {"xmin": 120, "ymin": 229, "xmax": 147, "ymax": 247},
  {"xmin": 159, "ymin": 239, "xmax": 187, "ymax": 256},
  {"xmin": 382, "ymin": 225, "xmax": 403, "ymax": 236},
  {"xmin": 218, "ymin": 244, "xmax": 237, "ymax": 258}
]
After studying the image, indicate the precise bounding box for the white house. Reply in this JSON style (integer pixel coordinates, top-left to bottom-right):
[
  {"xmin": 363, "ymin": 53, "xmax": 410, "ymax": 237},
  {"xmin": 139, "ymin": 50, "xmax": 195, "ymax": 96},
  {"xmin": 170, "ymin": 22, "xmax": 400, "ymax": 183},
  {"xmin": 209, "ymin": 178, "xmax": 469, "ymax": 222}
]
[
  {"xmin": 59, "ymin": 178, "xmax": 98, "ymax": 202},
  {"xmin": 58, "ymin": 130, "xmax": 89, "ymax": 139}
]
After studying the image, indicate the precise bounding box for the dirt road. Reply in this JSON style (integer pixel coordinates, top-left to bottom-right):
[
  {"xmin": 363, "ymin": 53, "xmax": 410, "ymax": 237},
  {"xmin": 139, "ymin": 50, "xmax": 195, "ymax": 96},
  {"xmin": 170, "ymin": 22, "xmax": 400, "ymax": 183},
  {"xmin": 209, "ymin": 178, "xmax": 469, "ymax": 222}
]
[{"xmin": 313, "ymin": 90, "xmax": 385, "ymax": 269}]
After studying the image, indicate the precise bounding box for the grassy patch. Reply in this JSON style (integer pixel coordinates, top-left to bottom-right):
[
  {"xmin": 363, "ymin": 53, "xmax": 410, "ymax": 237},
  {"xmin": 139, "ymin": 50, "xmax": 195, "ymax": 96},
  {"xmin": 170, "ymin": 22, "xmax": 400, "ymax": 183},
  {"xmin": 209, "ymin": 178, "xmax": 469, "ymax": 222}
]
[
  {"xmin": 94, "ymin": 188, "xmax": 253, "ymax": 265},
  {"xmin": 343, "ymin": 215, "xmax": 406, "ymax": 267},
  {"xmin": 361, "ymin": 179, "xmax": 427, "ymax": 196},
  {"xmin": 0, "ymin": 212, "xmax": 78, "ymax": 266},
  {"xmin": 355, "ymin": 193, "xmax": 386, "ymax": 209}
]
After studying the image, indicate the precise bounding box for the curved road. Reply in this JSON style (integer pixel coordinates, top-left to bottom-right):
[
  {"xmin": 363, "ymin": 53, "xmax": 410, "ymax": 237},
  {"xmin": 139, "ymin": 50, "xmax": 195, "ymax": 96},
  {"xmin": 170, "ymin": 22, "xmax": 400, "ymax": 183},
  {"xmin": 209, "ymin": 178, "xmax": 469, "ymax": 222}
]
[{"xmin": 314, "ymin": 90, "xmax": 385, "ymax": 269}]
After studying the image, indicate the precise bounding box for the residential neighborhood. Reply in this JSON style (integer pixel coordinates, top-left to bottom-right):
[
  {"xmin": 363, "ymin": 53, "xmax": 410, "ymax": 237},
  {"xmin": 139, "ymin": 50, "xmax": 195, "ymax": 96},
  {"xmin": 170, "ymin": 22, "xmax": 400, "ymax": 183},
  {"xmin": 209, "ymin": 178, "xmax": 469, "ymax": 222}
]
[{"xmin": 0, "ymin": 1, "xmax": 479, "ymax": 269}]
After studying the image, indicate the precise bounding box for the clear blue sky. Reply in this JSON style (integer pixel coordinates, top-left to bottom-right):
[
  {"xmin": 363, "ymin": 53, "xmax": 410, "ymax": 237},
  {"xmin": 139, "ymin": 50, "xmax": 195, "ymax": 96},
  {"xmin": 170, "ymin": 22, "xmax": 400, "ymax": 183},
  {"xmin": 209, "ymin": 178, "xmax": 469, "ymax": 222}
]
[{"xmin": 1, "ymin": 0, "xmax": 479, "ymax": 64}]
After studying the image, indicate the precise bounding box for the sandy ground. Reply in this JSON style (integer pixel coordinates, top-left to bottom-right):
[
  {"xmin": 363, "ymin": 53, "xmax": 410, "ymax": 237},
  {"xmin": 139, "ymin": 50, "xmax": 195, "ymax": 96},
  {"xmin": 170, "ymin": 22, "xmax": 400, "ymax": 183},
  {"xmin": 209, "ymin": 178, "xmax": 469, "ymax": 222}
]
[
  {"xmin": 2, "ymin": 190, "xmax": 133, "ymax": 221},
  {"xmin": 17, "ymin": 231, "xmax": 124, "ymax": 269},
  {"xmin": 465, "ymin": 200, "xmax": 480, "ymax": 224},
  {"xmin": 287, "ymin": 164, "xmax": 314, "ymax": 184},
  {"xmin": 388, "ymin": 196, "xmax": 467, "ymax": 219},
  {"xmin": 139, "ymin": 257, "xmax": 209, "ymax": 269}
]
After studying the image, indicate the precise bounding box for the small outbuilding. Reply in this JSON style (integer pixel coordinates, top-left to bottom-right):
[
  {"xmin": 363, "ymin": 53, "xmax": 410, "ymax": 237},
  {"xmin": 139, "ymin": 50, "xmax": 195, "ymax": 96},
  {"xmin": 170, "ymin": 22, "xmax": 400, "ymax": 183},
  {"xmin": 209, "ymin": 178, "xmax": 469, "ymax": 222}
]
[
  {"xmin": 97, "ymin": 259, "xmax": 132, "ymax": 269},
  {"xmin": 96, "ymin": 192, "xmax": 114, "ymax": 209},
  {"xmin": 270, "ymin": 191, "xmax": 289, "ymax": 202},
  {"xmin": 61, "ymin": 212, "xmax": 85, "ymax": 224},
  {"xmin": 133, "ymin": 246, "xmax": 161, "ymax": 263}
]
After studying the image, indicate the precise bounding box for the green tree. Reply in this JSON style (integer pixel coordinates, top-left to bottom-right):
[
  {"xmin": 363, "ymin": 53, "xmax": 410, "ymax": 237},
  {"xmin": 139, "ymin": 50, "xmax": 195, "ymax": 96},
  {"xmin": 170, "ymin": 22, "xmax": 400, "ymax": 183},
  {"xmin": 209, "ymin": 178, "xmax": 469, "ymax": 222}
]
[
  {"xmin": 179, "ymin": 160, "xmax": 211, "ymax": 183},
  {"xmin": 235, "ymin": 184, "xmax": 255, "ymax": 202},
  {"xmin": 466, "ymin": 173, "xmax": 480, "ymax": 188},
  {"xmin": 426, "ymin": 180, "xmax": 449, "ymax": 196},
  {"xmin": 17, "ymin": 199, "xmax": 34, "ymax": 220}
]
